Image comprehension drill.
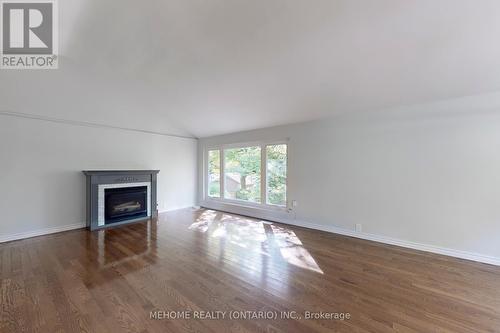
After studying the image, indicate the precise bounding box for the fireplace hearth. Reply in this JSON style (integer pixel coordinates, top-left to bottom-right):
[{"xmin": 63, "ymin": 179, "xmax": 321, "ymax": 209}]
[{"xmin": 83, "ymin": 170, "xmax": 160, "ymax": 230}]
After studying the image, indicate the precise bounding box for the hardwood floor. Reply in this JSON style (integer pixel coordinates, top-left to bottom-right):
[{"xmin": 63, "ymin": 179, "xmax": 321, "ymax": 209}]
[{"xmin": 1, "ymin": 208, "xmax": 500, "ymax": 332}]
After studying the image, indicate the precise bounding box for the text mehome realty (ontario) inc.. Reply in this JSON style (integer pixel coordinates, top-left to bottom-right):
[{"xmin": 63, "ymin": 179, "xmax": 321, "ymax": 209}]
[{"xmin": 150, "ymin": 310, "xmax": 351, "ymax": 321}]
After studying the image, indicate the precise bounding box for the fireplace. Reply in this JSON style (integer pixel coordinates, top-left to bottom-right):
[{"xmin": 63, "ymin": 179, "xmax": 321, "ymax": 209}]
[
  {"xmin": 83, "ymin": 170, "xmax": 160, "ymax": 230},
  {"xmin": 105, "ymin": 186, "xmax": 148, "ymax": 224}
]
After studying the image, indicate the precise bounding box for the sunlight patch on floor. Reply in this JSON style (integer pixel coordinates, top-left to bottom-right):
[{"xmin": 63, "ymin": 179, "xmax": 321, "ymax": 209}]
[
  {"xmin": 188, "ymin": 210, "xmax": 323, "ymax": 274},
  {"xmin": 189, "ymin": 210, "xmax": 218, "ymax": 232},
  {"xmin": 270, "ymin": 224, "xmax": 324, "ymax": 274}
]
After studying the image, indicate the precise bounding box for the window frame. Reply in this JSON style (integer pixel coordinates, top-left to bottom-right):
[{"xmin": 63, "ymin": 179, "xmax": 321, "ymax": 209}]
[
  {"xmin": 204, "ymin": 140, "xmax": 288, "ymax": 211},
  {"xmin": 264, "ymin": 143, "xmax": 288, "ymax": 207},
  {"xmin": 206, "ymin": 149, "xmax": 222, "ymax": 198}
]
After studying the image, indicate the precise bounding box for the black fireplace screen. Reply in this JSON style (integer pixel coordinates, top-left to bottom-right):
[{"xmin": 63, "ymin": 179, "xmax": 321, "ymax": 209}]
[{"xmin": 105, "ymin": 186, "xmax": 148, "ymax": 224}]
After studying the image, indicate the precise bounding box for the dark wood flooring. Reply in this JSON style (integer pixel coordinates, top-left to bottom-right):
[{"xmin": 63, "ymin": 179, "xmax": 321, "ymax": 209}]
[{"xmin": 1, "ymin": 208, "xmax": 500, "ymax": 332}]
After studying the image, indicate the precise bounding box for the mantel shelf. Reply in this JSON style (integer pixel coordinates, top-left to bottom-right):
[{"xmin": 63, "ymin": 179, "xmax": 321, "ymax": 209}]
[{"xmin": 83, "ymin": 170, "xmax": 160, "ymax": 176}]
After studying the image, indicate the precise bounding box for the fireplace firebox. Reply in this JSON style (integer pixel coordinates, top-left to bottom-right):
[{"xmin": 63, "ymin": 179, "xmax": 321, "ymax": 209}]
[{"xmin": 105, "ymin": 186, "xmax": 148, "ymax": 224}]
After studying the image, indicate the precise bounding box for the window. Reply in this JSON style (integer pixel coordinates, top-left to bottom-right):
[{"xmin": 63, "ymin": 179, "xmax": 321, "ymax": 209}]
[
  {"xmin": 206, "ymin": 141, "xmax": 288, "ymax": 208},
  {"xmin": 207, "ymin": 150, "xmax": 221, "ymax": 198},
  {"xmin": 266, "ymin": 144, "xmax": 287, "ymax": 206},
  {"xmin": 224, "ymin": 146, "xmax": 261, "ymax": 203}
]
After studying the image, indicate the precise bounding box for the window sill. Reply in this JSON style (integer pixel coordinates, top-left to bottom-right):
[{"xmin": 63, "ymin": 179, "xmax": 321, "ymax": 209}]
[
  {"xmin": 201, "ymin": 198, "xmax": 292, "ymax": 224},
  {"xmin": 204, "ymin": 197, "xmax": 287, "ymax": 212}
]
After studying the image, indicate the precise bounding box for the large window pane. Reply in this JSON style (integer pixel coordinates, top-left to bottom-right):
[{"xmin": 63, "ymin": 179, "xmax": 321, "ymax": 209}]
[
  {"xmin": 266, "ymin": 144, "xmax": 287, "ymax": 206},
  {"xmin": 224, "ymin": 146, "xmax": 261, "ymax": 203},
  {"xmin": 208, "ymin": 150, "xmax": 221, "ymax": 198}
]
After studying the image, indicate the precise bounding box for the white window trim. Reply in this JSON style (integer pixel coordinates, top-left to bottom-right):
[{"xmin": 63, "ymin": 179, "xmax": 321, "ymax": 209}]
[{"xmin": 204, "ymin": 140, "xmax": 289, "ymax": 212}]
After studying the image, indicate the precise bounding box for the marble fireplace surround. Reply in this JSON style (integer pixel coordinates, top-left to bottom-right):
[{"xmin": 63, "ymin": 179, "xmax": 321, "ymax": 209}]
[{"xmin": 83, "ymin": 170, "xmax": 160, "ymax": 230}]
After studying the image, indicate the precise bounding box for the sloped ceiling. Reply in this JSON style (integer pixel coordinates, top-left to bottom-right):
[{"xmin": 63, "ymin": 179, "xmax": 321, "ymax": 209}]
[{"xmin": 2, "ymin": 0, "xmax": 500, "ymax": 138}]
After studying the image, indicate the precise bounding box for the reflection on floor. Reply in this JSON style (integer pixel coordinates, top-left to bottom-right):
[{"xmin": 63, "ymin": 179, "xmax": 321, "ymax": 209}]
[
  {"xmin": 95, "ymin": 219, "xmax": 156, "ymax": 268},
  {"xmin": 190, "ymin": 210, "xmax": 323, "ymax": 274}
]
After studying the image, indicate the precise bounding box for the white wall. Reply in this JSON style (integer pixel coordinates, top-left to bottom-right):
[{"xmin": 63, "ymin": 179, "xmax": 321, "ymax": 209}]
[
  {"xmin": 0, "ymin": 114, "xmax": 197, "ymax": 241},
  {"xmin": 198, "ymin": 102, "xmax": 500, "ymax": 264}
]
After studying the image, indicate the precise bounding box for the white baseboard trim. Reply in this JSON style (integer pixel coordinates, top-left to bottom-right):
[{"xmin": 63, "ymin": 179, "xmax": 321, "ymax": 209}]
[
  {"xmin": 284, "ymin": 219, "xmax": 500, "ymax": 267},
  {"xmin": 0, "ymin": 207, "xmax": 195, "ymax": 244},
  {"xmin": 200, "ymin": 202, "xmax": 500, "ymax": 267},
  {"xmin": 5, "ymin": 206, "xmax": 496, "ymax": 266},
  {"xmin": 0, "ymin": 222, "xmax": 86, "ymax": 243}
]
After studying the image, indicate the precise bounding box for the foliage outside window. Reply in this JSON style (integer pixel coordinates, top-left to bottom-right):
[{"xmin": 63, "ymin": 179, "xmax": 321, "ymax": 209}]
[
  {"xmin": 208, "ymin": 150, "xmax": 220, "ymax": 197},
  {"xmin": 224, "ymin": 146, "xmax": 261, "ymax": 203},
  {"xmin": 207, "ymin": 142, "xmax": 287, "ymax": 207},
  {"xmin": 266, "ymin": 144, "xmax": 287, "ymax": 206}
]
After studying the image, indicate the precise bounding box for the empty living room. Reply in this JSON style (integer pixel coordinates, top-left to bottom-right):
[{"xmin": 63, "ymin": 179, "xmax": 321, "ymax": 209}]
[{"xmin": 2, "ymin": 1, "xmax": 500, "ymax": 332}]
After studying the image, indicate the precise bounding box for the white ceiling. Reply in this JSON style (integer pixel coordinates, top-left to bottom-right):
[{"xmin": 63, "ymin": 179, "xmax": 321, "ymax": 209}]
[{"xmin": 2, "ymin": 0, "xmax": 500, "ymax": 138}]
